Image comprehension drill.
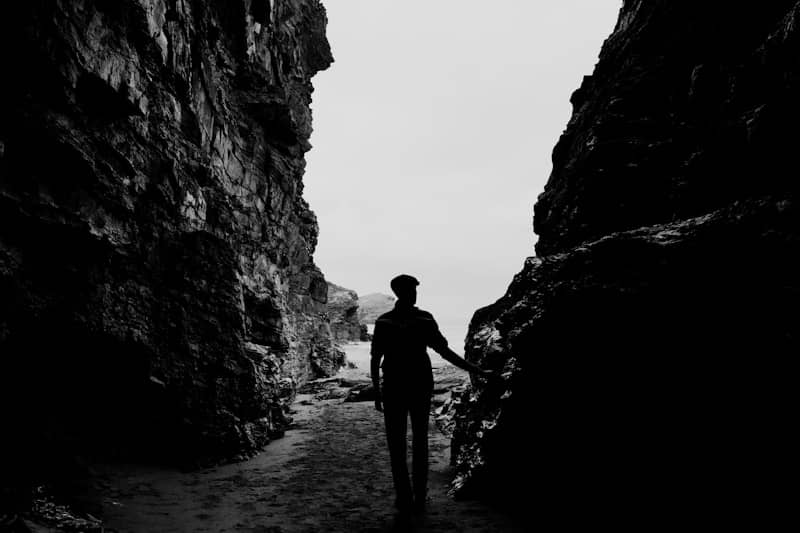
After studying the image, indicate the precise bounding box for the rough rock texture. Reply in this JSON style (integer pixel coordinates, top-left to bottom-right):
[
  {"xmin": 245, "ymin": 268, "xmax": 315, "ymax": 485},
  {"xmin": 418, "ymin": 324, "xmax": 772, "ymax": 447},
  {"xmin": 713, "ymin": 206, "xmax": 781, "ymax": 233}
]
[
  {"xmin": 0, "ymin": 0, "xmax": 340, "ymax": 500},
  {"xmin": 326, "ymin": 282, "xmax": 367, "ymax": 342},
  {"xmin": 452, "ymin": 1, "xmax": 799, "ymax": 523},
  {"xmin": 356, "ymin": 293, "xmax": 395, "ymax": 324},
  {"xmin": 534, "ymin": 1, "xmax": 800, "ymax": 256}
]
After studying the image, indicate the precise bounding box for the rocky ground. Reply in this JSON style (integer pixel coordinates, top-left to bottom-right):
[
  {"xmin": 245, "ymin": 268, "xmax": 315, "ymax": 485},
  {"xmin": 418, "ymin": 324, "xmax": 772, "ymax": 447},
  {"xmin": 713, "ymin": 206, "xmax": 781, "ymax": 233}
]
[{"xmin": 7, "ymin": 344, "xmax": 522, "ymax": 532}]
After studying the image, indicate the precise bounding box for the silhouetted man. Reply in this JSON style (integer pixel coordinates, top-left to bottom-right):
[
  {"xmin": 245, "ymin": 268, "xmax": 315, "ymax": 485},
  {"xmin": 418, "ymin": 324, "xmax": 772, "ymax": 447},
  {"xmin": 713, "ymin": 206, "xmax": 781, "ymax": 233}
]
[{"xmin": 370, "ymin": 274, "xmax": 493, "ymax": 514}]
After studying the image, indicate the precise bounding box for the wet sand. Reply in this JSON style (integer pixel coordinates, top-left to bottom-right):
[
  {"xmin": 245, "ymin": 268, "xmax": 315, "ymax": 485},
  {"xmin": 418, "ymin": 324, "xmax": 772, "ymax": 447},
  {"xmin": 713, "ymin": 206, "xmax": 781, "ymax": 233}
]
[{"xmin": 98, "ymin": 343, "xmax": 524, "ymax": 532}]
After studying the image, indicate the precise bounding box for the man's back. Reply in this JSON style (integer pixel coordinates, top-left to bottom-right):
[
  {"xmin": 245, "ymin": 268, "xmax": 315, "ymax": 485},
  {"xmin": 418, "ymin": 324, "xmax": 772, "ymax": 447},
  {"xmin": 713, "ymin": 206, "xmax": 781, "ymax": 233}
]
[{"xmin": 371, "ymin": 306, "xmax": 448, "ymax": 380}]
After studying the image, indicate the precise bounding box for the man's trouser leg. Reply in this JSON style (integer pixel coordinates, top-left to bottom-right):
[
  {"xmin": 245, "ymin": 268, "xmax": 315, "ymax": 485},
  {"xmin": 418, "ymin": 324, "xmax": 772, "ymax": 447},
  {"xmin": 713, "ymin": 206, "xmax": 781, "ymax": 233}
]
[
  {"xmin": 383, "ymin": 394, "xmax": 412, "ymax": 509},
  {"xmin": 409, "ymin": 389, "xmax": 431, "ymax": 505}
]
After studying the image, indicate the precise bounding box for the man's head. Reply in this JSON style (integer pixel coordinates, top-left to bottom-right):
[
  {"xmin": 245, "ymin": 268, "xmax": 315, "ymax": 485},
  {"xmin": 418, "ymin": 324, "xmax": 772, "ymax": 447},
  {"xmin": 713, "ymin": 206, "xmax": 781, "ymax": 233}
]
[{"xmin": 390, "ymin": 274, "xmax": 419, "ymax": 306}]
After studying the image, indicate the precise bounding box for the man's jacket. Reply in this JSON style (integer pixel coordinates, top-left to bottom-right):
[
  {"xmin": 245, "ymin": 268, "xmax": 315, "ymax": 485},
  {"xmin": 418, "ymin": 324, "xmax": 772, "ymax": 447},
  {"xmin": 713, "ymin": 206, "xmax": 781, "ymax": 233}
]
[{"xmin": 370, "ymin": 305, "xmax": 448, "ymax": 382}]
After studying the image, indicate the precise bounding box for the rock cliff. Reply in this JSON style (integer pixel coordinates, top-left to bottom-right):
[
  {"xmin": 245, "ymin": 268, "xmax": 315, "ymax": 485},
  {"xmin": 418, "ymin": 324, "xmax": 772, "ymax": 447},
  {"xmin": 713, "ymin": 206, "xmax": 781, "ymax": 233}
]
[
  {"xmin": 356, "ymin": 293, "xmax": 395, "ymax": 324},
  {"xmin": 0, "ymin": 0, "xmax": 340, "ymax": 500},
  {"xmin": 452, "ymin": 1, "xmax": 799, "ymax": 522},
  {"xmin": 326, "ymin": 282, "xmax": 367, "ymax": 342}
]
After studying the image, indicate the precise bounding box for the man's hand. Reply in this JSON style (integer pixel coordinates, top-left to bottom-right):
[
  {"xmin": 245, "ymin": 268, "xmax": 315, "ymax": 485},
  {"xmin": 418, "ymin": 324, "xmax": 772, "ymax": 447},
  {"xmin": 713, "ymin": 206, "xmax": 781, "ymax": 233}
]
[{"xmin": 374, "ymin": 397, "xmax": 383, "ymax": 412}]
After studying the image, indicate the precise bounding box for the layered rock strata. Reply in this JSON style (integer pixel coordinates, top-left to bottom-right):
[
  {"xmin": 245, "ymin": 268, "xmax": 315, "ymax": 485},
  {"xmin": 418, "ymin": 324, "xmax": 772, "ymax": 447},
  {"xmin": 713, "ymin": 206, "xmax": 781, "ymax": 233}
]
[
  {"xmin": 452, "ymin": 1, "xmax": 799, "ymax": 521},
  {"xmin": 326, "ymin": 282, "xmax": 368, "ymax": 342},
  {"xmin": 0, "ymin": 0, "xmax": 339, "ymax": 498}
]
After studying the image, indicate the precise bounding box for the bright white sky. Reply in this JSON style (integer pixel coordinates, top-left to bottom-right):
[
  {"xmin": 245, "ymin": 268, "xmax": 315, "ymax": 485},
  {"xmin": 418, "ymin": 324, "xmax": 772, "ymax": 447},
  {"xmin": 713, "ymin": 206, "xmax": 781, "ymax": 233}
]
[{"xmin": 305, "ymin": 1, "xmax": 621, "ymax": 348}]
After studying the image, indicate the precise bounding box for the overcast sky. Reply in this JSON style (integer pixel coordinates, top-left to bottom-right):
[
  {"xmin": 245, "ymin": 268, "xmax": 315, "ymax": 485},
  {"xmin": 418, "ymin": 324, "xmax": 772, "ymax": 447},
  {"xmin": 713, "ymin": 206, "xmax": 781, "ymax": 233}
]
[{"xmin": 304, "ymin": 1, "xmax": 622, "ymax": 347}]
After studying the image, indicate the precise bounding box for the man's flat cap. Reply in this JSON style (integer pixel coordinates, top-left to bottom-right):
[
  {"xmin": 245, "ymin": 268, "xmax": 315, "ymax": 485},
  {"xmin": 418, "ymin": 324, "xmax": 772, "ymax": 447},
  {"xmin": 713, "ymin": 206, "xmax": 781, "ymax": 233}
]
[{"xmin": 390, "ymin": 274, "xmax": 419, "ymax": 292}]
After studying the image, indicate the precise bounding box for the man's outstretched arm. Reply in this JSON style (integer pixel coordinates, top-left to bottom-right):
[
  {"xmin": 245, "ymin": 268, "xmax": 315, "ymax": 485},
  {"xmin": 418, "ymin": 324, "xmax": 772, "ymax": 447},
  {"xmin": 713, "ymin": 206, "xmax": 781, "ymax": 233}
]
[
  {"xmin": 427, "ymin": 318, "xmax": 494, "ymax": 378},
  {"xmin": 436, "ymin": 346, "xmax": 493, "ymax": 378}
]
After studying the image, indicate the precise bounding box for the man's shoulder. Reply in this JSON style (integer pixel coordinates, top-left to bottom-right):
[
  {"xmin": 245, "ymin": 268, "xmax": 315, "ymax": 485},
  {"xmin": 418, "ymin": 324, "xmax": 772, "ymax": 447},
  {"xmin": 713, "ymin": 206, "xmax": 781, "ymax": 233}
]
[
  {"xmin": 375, "ymin": 310, "xmax": 395, "ymax": 322},
  {"xmin": 374, "ymin": 308, "xmax": 435, "ymax": 323},
  {"xmin": 374, "ymin": 310, "xmax": 397, "ymax": 327},
  {"xmin": 412, "ymin": 308, "xmax": 437, "ymax": 323}
]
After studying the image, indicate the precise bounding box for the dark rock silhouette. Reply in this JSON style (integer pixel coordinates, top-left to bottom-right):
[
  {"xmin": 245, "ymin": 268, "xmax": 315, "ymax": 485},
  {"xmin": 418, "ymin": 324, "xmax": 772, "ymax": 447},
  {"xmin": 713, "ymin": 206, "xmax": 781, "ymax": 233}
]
[
  {"xmin": 534, "ymin": 1, "xmax": 800, "ymax": 256},
  {"xmin": 452, "ymin": 0, "xmax": 799, "ymax": 524},
  {"xmin": 326, "ymin": 282, "xmax": 368, "ymax": 342},
  {"xmin": 0, "ymin": 0, "xmax": 338, "ymax": 506}
]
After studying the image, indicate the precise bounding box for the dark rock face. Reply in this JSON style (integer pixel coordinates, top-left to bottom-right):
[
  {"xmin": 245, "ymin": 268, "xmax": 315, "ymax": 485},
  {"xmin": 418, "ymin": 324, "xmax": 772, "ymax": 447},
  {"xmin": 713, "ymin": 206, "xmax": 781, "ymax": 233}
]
[
  {"xmin": 356, "ymin": 293, "xmax": 395, "ymax": 324},
  {"xmin": 534, "ymin": 1, "xmax": 800, "ymax": 256},
  {"xmin": 0, "ymin": 0, "xmax": 339, "ymax": 493},
  {"xmin": 453, "ymin": 1, "xmax": 800, "ymax": 522},
  {"xmin": 326, "ymin": 282, "xmax": 367, "ymax": 342}
]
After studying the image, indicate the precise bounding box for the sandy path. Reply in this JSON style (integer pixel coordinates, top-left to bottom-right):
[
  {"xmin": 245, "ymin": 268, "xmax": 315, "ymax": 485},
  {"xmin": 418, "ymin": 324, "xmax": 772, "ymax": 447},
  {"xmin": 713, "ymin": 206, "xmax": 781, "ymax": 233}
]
[
  {"xmin": 98, "ymin": 391, "xmax": 524, "ymax": 532},
  {"xmin": 96, "ymin": 342, "xmax": 524, "ymax": 532}
]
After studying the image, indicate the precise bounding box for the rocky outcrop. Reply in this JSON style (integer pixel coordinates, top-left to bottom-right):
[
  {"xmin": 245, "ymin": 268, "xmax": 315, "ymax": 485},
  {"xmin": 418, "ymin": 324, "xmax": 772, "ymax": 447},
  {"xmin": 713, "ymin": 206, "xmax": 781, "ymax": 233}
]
[
  {"xmin": 326, "ymin": 282, "xmax": 367, "ymax": 342},
  {"xmin": 0, "ymin": 0, "xmax": 340, "ymax": 502},
  {"xmin": 452, "ymin": 1, "xmax": 799, "ymax": 522},
  {"xmin": 533, "ymin": 1, "xmax": 800, "ymax": 256},
  {"xmin": 357, "ymin": 293, "xmax": 395, "ymax": 324}
]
